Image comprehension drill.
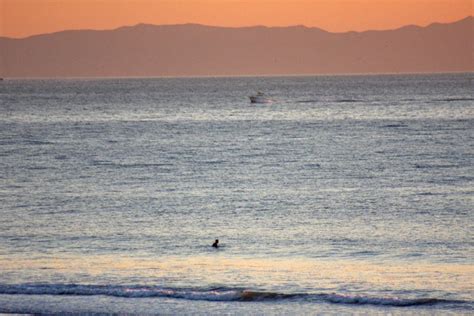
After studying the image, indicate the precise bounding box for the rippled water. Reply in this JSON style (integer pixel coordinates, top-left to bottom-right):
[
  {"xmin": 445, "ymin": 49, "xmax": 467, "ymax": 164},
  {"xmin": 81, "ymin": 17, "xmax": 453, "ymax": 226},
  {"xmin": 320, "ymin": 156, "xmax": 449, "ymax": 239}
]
[{"xmin": 0, "ymin": 74, "xmax": 473, "ymax": 314}]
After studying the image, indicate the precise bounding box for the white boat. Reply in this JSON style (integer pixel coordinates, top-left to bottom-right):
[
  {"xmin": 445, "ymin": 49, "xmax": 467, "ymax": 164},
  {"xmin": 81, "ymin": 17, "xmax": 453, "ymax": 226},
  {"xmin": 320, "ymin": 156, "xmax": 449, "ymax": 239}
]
[{"xmin": 249, "ymin": 91, "xmax": 272, "ymax": 104}]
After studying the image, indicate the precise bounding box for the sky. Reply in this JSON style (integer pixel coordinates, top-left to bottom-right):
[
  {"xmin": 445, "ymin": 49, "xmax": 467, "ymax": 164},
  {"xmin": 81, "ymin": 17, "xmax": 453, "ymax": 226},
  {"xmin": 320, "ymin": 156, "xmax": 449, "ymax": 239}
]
[{"xmin": 1, "ymin": 0, "xmax": 472, "ymax": 38}]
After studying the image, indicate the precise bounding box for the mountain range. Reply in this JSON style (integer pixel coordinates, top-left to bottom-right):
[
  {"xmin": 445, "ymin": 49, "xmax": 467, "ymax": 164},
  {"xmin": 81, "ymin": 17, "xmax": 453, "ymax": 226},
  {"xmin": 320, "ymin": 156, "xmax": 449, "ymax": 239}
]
[{"xmin": 0, "ymin": 16, "xmax": 472, "ymax": 77}]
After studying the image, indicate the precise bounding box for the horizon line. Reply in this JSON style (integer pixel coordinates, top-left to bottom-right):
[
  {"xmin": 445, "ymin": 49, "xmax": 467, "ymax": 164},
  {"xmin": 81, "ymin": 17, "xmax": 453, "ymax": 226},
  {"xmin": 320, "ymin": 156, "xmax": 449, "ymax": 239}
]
[
  {"xmin": 2, "ymin": 15, "xmax": 472, "ymax": 40},
  {"xmin": 2, "ymin": 71, "xmax": 473, "ymax": 81}
]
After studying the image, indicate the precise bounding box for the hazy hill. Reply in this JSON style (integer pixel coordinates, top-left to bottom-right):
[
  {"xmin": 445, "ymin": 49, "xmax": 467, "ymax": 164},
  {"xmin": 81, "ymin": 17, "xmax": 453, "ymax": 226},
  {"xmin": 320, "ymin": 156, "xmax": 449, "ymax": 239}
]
[{"xmin": 0, "ymin": 17, "xmax": 472, "ymax": 77}]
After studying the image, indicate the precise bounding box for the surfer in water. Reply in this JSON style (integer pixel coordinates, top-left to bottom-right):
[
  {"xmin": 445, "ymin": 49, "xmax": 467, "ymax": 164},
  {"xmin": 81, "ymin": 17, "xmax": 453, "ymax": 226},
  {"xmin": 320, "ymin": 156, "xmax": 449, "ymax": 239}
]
[{"xmin": 212, "ymin": 239, "xmax": 219, "ymax": 248}]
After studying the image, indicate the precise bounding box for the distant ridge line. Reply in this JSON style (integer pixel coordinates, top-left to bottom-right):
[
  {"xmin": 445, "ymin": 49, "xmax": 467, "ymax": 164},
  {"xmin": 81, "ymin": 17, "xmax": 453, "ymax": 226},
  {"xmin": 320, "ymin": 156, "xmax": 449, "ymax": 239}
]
[
  {"xmin": 1, "ymin": 16, "xmax": 472, "ymax": 40},
  {"xmin": 1, "ymin": 16, "xmax": 472, "ymax": 77}
]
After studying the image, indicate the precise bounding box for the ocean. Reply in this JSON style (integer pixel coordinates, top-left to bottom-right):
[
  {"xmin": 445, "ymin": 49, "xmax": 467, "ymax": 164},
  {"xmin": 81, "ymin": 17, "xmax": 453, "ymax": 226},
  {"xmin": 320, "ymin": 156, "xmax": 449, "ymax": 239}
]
[{"xmin": 0, "ymin": 74, "xmax": 472, "ymax": 315}]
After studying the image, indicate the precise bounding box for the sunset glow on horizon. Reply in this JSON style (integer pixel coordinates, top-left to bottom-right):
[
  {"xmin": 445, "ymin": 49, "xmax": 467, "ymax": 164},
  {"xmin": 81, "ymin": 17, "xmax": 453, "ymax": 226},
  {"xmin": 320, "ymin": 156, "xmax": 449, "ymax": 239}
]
[{"xmin": 1, "ymin": 0, "xmax": 472, "ymax": 38}]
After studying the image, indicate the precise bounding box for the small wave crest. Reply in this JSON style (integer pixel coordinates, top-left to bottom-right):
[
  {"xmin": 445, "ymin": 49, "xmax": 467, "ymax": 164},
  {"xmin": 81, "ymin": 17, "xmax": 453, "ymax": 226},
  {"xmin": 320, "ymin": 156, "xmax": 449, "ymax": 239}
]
[{"xmin": 0, "ymin": 284, "xmax": 467, "ymax": 307}]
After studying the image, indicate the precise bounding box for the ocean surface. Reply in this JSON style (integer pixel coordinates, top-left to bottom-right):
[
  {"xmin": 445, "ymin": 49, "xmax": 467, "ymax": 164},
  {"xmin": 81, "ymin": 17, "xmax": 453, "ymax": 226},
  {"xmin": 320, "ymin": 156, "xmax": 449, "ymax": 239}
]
[{"xmin": 0, "ymin": 74, "xmax": 472, "ymax": 315}]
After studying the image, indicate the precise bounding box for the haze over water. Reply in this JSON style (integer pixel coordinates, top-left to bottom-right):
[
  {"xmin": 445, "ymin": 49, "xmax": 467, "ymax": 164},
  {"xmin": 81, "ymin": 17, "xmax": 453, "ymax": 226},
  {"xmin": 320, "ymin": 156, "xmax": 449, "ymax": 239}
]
[{"xmin": 0, "ymin": 74, "xmax": 473, "ymax": 314}]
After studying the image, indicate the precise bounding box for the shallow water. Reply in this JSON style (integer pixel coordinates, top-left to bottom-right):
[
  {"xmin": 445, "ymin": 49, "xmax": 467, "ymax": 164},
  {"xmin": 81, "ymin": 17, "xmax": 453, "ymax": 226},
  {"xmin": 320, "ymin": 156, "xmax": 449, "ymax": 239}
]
[{"xmin": 0, "ymin": 74, "xmax": 473, "ymax": 314}]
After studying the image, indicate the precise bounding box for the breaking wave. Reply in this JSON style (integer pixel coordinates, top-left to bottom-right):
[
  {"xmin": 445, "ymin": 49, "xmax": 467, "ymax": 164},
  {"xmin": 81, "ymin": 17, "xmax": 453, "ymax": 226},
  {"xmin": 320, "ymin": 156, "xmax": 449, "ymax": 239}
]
[{"xmin": 0, "ymin": 283, "xmax": 468, "ymax": 308}]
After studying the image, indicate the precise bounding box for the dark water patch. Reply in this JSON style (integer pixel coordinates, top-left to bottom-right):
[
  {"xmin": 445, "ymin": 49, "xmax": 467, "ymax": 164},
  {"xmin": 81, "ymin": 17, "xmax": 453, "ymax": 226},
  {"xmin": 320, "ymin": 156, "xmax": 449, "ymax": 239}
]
[
  {"xmin": 404, "ymin": 252, "xmax": 423, "ymax": 258},
  {"xmin": 415, "ymin": 192, "xmax": 444, "ymax": 196},
  {"xmin": 91, "ymin": 159, "xmax": 113, "ymax": 166},
  {"xmin": 0, "ymin": 284, "xmax": 468, "ymax": 308},
  {"xmin": 380, "ymin": 124, "xmax": 408, "ymax": 129},
  {"xmin": 458, "ymin": 175, "xmax": 474, "ymax": 182},
  {"xmin": 334, "ymin": 99, "xmax": 364, "ymax": 103},
  {"xmin": 0, "ymin": 140, "xmax": 19, "ymax": 146},
  {"xmin": 23, "ymin": 140, "xmax": 55, "ymax": 146},
  {"xmin": 296, "ymin": 99, "xmax": 319, "ymax": 103},
  {"xmin": 130, "ymin": 176, "xmax": 154, "ymax": 181},
  {"xmin": 434, "ymin": 98, "xmax": 474, "ymax": 102},
  {"xmin": 328, "ymin": 237, "xmax": 360, "ymax": 244},
  {"xmin": 5, "ymin": 185, "xmax": 24, "ymax": 189},
  {"xmin": 26, "ymin": 166, "xmax": 54, "ymax": 171},
  {"xmin": 414, "ymin": 164, "xmax": 457, "ymax": 169},
  {"xmin": 425, "ymin": 178, "xmax": 465, "ymax": 185},
  {"xmin": 116, "ymin": 163, "xmax": 174, "ymax": 169},
  {"xmin": 91, "ymin": 160, "xmax": 174, "ymax": 169},
  {"xmin": 303, "ymin": 163, "xmax": 321, "ymax": 169},
  {"xmin": 14, "ymin": 204, "xmax": 31, "ymax": 209},
  {"xmin": 261, "ymin": 163, "xmax": 282, "ymax": 168},
  {"xmin": 54, "ymin": 155, "xmax": 68, "ymax": 160},
  {"xmin": 239, "ymin": 153, "xmax": 273, "ymax": 159},
  {"xmin": 349, "ymin": 250, "xmax": 379, "ymax": 257},
  {"xmin": 199, "ymin": 160, "xmax": 226, "ymax": 165},
  {"xmin": 40, "ymin": 209, "xmax": 79, "ymax": 215}
]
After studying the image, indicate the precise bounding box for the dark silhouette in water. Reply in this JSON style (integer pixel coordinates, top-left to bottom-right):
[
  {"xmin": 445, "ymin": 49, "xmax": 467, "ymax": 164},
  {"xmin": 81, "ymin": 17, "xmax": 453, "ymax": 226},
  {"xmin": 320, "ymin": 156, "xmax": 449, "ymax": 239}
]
[{"xmin": 212, "ymin": 239, "xmax": 219, "ymax": 248}]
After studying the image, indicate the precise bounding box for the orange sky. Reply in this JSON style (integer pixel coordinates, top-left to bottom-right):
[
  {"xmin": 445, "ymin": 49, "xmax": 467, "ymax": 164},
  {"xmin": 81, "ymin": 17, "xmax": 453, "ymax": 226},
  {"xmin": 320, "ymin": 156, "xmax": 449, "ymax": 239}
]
[{"xmin": 1, "ymin": 0, "xmax": 472, "ymax": 38}]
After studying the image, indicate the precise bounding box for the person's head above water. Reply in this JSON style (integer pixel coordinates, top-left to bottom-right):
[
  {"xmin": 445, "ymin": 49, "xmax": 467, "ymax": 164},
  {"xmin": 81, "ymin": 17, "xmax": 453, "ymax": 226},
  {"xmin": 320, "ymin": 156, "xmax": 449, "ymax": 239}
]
[{"xmin": 212, "ymin": 239, "xmax": 219, "ymax": 248}]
